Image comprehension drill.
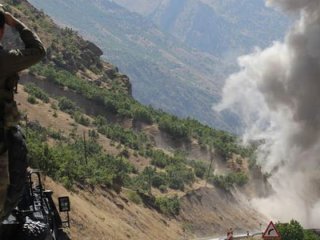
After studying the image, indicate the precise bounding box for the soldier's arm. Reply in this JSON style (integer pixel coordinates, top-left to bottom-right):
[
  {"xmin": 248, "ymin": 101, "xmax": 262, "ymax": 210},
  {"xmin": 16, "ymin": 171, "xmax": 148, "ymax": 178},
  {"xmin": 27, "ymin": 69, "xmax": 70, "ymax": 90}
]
[{"xmin": 0, "ymin": 12, "xmax": 46, "ymax": 75}]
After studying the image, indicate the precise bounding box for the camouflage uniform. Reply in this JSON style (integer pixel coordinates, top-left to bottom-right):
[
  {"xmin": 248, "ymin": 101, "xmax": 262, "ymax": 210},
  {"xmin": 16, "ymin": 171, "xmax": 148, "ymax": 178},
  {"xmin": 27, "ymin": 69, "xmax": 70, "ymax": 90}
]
[{"xmin": 0, "ymin": 9, "xmax": 45, "ymax": 221}]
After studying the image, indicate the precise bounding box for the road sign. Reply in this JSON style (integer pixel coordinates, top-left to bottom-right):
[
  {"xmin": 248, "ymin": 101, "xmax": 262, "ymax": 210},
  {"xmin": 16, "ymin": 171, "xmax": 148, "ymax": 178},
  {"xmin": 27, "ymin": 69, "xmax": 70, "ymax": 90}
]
[{"xmin": 263, "ymin": 221, "xmax": 281, "ymax": 239}]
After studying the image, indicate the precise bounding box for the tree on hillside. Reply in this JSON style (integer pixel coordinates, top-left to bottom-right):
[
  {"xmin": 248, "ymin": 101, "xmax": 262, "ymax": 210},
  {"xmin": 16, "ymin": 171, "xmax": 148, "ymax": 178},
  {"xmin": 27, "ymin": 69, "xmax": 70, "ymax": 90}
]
[
  {"xmin": 276, "ymin": 220, "xmax": 304, "ymax": 240},
  {"xmin": 304, "ymin": 230, "xmax": 320, "ymax": 240}
]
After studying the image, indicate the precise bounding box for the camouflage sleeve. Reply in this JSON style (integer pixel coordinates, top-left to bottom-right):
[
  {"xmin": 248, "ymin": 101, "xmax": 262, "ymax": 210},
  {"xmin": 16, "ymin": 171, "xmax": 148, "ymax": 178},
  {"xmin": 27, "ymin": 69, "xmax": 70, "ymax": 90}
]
[{"xmin": 0, "ymin": 20, "xmax": 46, "ymax": 75}]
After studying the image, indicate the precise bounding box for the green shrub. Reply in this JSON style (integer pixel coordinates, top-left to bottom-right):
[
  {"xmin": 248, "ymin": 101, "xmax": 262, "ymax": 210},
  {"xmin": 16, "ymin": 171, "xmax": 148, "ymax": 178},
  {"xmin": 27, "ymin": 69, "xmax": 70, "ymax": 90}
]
[
  {"xmin": 95, "ymin": 116, "xmax": 150, "ymax": 151},
  {"xmin": 133, "ymin": 107, "xmax": 153, "ymax": 124},
  {"xmin": 304, "ymin": 230, "xmax": 320, "ymax": 240},
  {"xmin": 231, "ymin": 172, "xmax": 249, "ymax": 186},
  {"xmin": 276, "ymin": 220, "xmax": 304, "ymax": 240},
  {"xmin": 74, "ymin": 111, "xmax": 91, "ymax": 126},
  {"xmin": 127, "ymin": 190, "xmax": 142, "ymax": 205},
  {"xmin": 209, "ymin": 172, "xmax": 248, "ymax": 190},
  {"xmin": 150, "ymin": 151, "xmax": 169, "ymax": 168},
  {"xmin": 168, "ymin": 176, "xmax": 184, "ymax": 191},
  {"xmin": 47, "ymin": 128, "xmax": 64, "ymax": 140},
  {"xmin": 61, "ymin": 176, "xmax": 73, "ymax": 189},
  {"xmin": 159, "ymin": 115, "xmax": 189, "ymax": 139},
  {"xmin": 152, "ymin": 172, "xmax": 167, "ymax": 188},
  {"xmin": 24, "ymin": 83, "xmax": 50, "ymax": 103},
  {"xmin": 210, "ymin": 175, "xmax": 233, "ymax": 190},
  {"xmin": 27, "ymin": 95, "xmax": 38, "ymax": 104},
  {"xmin": 155, "ymin": 196, "xmax": 180, "ymax": 216},
  {"xmin": 51, "ymin": 103, "xmax": 58, "ymax": 110},
  {"xmin": 166, "ymin": 164, "xmax": 195, "ymax": 191},
  {"xmin": 88, "ymin": 129, "xmax": 99, "ymax": 140},
  {"xmin": 190, "ymin": 160, "xmax": 207, "ymax": 179},
  {"xmin": 58, "ymin": 97, "xmax": 77, "ymax": 114},
  {"xmin": 128, "ymin": 174, "xmax": 150, "ymax": 193}
]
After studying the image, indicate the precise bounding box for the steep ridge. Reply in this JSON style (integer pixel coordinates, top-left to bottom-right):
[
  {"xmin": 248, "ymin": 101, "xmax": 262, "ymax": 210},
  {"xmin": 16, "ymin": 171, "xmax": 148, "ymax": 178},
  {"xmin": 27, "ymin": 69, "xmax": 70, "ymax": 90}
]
[
  {"xmin": 1, "ymin": 0, "xmax": 270, "ymax": 238},
  {"xmin": 28, "ymin": 0, "xmax": 237, "ymax": 131}
]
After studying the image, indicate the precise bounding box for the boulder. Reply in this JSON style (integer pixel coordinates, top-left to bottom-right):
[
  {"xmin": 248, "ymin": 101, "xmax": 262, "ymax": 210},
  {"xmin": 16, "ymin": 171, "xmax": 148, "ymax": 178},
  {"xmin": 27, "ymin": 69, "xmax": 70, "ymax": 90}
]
[{"xmin": 84, "ymin": 41, "xmax": 103, "ymax": 57}]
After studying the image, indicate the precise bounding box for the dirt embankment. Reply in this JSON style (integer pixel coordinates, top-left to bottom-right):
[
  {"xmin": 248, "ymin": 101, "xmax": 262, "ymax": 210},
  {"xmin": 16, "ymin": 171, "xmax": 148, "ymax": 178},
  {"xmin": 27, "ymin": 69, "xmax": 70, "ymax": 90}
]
[
  {"xmin": 45, "ymin": 175, "xmax": 266, "ymax": 240},
  {"xmin": 179, "ymin": 186, "xmax": 266, "ymax": 238},
  {"xmin": 45, "ymin": 177, "xmax": 187, "ymax": 240}
]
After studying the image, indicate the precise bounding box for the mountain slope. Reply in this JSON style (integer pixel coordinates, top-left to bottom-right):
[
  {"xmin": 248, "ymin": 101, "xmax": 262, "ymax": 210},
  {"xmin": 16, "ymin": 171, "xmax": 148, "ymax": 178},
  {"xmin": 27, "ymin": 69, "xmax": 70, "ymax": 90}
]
[
  {"xmin": 113, "ymin": 0, "xmax": 289, "ymax": 57},
  {"xmin": 28, "ymin": 0, "xmax": 238, "ymax": 131},
  {"xmin": 1, "ymin": 0, "xmax": 270, "ymax": 238},
  {"xmin": 16, "ymin": 79, "xmax": 268, "ymax": 239}
]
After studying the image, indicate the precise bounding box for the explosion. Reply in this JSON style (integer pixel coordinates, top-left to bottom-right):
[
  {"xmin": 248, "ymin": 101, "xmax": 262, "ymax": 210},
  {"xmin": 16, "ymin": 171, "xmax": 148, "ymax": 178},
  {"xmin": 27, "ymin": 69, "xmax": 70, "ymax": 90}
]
[{"xmin": 216, "ymin": 0, "xmax": 320, "ymax": 227}]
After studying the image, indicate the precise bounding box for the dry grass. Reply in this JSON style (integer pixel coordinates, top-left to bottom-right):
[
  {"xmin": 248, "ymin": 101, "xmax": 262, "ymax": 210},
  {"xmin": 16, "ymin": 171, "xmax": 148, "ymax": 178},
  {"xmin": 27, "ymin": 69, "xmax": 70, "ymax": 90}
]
[{"xmin": 44, "ymin": 177, "xmax": 187, "ymax": 240}]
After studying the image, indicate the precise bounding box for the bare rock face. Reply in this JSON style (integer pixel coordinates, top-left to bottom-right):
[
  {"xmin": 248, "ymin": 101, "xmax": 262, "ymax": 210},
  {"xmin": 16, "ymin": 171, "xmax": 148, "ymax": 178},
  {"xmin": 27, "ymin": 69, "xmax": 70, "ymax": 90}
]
[
  {"xmin": 84, "ymin": 41, "xmax": 103, "ymax": 57},
  {"xmin": 105, "ymin": 67, "xmax": 119, "ymax": 79},
  {"xmin": 119, "ymin": 74, "xmax": 132, "ymax": 96}
]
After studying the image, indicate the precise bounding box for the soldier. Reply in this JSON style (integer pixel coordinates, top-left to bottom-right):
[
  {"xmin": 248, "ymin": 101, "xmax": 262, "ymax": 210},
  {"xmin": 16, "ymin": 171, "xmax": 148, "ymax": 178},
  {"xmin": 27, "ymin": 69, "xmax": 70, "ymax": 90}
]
[{"xmin": 0, "ymin": 5, "xmax": 45, "ymax": 221}]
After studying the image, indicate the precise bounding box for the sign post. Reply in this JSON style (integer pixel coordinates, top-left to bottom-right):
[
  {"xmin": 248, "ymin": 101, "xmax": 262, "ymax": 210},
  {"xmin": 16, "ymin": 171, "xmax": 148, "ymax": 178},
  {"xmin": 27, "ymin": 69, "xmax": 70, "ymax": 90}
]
[{"xmin": 262, "ymin": 221, "xmax": 281, "ymax": 240}]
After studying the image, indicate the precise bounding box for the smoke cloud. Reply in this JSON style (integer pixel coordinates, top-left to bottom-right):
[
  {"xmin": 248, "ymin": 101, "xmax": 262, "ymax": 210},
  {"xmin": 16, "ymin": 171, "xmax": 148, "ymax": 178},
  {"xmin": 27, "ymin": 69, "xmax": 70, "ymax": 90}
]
[{"xmin": 216, "ymin": 0, "xmax": 320, "ymax": 227}]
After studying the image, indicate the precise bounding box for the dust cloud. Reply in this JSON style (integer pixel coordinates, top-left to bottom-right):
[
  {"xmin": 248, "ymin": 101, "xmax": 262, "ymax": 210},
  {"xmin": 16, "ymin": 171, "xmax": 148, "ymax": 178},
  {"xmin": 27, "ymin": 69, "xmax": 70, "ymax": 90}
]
[{"xmin": 216, "ymin": 0, "xmax": 320, "ymax": 227}]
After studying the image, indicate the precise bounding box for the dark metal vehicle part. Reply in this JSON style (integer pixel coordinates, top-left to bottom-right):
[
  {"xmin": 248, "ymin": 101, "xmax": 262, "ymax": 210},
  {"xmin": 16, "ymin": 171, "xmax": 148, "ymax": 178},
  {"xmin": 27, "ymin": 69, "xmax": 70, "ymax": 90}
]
[{"xmin": 0, "ymin": 170, "xmax": 70, "ymax": 240}]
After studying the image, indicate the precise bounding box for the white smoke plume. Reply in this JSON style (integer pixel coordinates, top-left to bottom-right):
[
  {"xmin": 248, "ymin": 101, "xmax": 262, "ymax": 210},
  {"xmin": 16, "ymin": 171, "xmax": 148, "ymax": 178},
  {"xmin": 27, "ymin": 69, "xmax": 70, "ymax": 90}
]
[{"xmin": 216, "ymin": 0, "xmax": 320, "ymax": 227}]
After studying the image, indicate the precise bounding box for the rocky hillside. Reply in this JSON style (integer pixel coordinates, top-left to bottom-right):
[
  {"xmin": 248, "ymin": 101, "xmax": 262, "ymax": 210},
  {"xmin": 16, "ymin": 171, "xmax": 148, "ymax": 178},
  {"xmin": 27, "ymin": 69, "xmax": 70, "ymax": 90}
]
[
  {"xmin": 2, "ymin": 0, "xmax": 271, "ymax": 238},
  {"xmin": 28, "ymin": 0, "xmax": 238, "ymax": 131}
]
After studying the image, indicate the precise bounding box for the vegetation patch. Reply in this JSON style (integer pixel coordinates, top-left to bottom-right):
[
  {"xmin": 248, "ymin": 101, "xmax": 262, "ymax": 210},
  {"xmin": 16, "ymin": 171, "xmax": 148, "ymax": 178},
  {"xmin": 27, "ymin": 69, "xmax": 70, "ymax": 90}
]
[
  {"xmin": 26, "ymin": 122, "xmax": 134, "ymax": 190},
  {"xmin": 127, "ymin": 190, "xmax": 142, "ymax": 205},
  {"xmin": 29, "ymin": 63, "xmax": 254, "ymax": 162},
  {"xmin": 276, "ymin": 220, "xmax": 320, "ymax": 240},
  {"xmin": 24, "ymin": 83, "xmax": 50, "ymax": 103},
  {"xmin": 209, "ymin": 172, "xmax": 249, "ymax": 190},
  {"xmin": 155, "ymin": 196, "xmax": 180, "ymax": 216}
]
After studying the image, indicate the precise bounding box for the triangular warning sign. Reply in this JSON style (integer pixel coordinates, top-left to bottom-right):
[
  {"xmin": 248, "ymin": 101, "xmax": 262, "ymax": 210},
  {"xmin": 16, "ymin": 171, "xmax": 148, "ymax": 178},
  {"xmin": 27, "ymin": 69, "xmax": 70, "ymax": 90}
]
[{"xmin": 263, "ymin": 221, "xmax": 281, "ymax": 239}]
